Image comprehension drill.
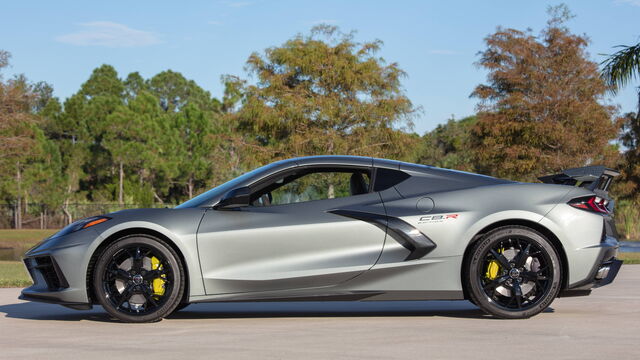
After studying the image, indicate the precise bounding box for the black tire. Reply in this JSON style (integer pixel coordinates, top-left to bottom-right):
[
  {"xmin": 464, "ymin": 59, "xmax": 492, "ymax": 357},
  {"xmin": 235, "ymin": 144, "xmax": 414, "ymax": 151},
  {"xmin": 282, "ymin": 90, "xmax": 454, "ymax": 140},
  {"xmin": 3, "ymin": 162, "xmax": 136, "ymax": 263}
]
[
  {"xmin": 464, "ymin": 226, "xmax": 562, "ymax": 319},
  {"xmin": 93, "ymin": 234, "xmax": 185, "ymax": 323}
]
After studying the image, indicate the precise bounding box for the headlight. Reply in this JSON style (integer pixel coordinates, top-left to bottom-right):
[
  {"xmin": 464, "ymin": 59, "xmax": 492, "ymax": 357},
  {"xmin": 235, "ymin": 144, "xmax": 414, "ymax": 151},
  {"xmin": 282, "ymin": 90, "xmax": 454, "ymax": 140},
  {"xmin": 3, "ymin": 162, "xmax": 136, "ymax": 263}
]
[{"xmin": 50, "ymin": 216, "xmax": 112, "ymax": 239}]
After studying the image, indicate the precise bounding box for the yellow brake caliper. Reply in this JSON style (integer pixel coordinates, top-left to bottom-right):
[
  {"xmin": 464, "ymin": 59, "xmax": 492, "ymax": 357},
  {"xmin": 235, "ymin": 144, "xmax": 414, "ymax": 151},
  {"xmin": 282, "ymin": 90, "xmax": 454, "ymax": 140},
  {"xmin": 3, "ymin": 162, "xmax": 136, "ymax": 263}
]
[
  {"xmin": 151, "ymin": 256, "xmax": 166, "ymax": 296},
  {"xmin": 485, "ymin": 248, "xmax": 502, "ymax": 280}
]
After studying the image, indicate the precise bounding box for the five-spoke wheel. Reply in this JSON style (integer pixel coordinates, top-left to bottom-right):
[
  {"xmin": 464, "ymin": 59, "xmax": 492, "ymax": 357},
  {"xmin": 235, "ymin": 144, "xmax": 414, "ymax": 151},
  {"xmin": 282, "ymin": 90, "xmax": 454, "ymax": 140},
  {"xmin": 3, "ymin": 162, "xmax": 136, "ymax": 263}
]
[
  {"xmin": 465, "ymin": 226, "xmax": 562, "ymax": 319},
  {"xmin": 93, "ymin": 235, "xmax": 185, "ymax": 322}
]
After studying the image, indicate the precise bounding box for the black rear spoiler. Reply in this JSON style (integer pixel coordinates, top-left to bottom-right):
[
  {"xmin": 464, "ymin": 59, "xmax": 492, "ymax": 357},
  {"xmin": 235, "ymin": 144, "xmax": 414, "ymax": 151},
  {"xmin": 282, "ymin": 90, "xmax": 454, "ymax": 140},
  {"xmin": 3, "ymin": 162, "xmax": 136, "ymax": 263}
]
[{"xmin": 538, "ymin": 166, "xmax": 620, "ymax": 192}]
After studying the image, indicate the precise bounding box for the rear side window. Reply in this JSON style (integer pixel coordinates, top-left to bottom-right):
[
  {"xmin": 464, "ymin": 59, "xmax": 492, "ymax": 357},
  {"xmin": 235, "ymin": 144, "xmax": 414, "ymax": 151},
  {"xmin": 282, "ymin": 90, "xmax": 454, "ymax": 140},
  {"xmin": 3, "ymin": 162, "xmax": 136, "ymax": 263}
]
[{"xmin": 373, "ymin": 168, "xmax": 410, "ymax": 192}]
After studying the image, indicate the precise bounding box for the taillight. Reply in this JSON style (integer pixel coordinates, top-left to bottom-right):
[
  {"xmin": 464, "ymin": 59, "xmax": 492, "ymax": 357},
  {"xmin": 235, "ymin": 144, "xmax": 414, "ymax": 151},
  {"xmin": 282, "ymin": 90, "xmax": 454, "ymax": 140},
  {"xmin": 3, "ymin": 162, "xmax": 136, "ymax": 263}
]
[{"xmin": 568, "ymin": 196, "xmax": 610, "ymax": 214}]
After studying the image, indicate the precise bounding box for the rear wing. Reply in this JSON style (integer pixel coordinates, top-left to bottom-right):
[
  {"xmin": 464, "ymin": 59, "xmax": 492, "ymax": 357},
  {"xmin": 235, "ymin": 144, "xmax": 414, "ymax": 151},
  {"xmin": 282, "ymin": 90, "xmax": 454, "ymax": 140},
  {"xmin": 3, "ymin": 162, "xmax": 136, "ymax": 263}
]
[{"xmin": 538, "ymin": 166, "xmax": 620, "ymax": 193}]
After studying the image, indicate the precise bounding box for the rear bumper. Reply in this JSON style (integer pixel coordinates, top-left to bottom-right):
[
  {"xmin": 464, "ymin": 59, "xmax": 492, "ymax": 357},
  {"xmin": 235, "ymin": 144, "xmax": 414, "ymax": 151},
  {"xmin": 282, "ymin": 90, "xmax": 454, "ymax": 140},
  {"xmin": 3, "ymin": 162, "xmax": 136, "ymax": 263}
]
[{"xmin": 560, "ymin": 235, "xmax": 622, "ymax": 296}]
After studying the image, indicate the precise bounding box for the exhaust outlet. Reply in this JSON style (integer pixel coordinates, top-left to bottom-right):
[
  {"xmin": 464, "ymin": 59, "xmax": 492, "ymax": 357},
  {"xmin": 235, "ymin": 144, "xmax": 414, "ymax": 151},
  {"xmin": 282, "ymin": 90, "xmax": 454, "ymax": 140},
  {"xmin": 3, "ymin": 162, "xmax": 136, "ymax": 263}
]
[{"xmin": 595, "ymin": 266, "xmax": 611, "ymax": 280}]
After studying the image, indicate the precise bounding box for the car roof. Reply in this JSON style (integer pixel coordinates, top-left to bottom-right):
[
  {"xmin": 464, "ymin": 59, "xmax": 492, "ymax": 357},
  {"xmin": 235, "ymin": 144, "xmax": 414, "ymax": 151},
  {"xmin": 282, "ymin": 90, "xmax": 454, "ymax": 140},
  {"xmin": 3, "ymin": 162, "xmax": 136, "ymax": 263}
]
[{"xmin": 294, "ymin": 155, "xmax": 375, "ymax": 167}]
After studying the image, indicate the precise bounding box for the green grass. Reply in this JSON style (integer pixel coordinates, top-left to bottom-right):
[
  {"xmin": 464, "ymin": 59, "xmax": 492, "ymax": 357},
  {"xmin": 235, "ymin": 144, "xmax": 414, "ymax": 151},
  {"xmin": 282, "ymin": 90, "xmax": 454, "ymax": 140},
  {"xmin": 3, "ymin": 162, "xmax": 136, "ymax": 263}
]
[
  {"xmin": 0, "ymin": 229, "xmax": 57, "ymax": 244},
  {"xmin": 619, "ymin": 252, "xmax": 640, "ymax": 264},
  {"xmin": 0, "ymin": 261, "xmax": 32, "ymax": 288},
  {"xmin": 0, "ymin": 230, "xmax": 58, "ymax": 287}
]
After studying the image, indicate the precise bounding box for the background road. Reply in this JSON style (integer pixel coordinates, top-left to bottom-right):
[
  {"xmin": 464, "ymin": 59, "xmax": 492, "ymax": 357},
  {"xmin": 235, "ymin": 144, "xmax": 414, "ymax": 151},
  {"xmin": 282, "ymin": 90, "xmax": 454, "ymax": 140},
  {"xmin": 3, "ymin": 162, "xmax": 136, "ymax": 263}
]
[{"xmin": 1, "ymin": 266, "xmax": 639, "ymax": 360}]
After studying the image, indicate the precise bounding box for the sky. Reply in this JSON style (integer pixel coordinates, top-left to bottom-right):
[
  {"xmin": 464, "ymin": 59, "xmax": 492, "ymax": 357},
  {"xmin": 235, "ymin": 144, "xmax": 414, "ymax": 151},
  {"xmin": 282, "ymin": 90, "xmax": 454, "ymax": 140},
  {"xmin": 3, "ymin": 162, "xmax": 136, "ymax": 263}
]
[{"xmin": 1, "ymin": 0, "xmax": 639, "ymax": 135}]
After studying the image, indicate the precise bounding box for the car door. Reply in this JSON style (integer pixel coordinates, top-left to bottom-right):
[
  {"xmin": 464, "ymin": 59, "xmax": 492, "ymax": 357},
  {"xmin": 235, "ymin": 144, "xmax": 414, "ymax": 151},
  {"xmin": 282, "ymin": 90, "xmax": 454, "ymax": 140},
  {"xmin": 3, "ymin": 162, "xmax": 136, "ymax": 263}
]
[{"xmin": 196, "ymin": 166, "xmax": 387, "ymax": 295}]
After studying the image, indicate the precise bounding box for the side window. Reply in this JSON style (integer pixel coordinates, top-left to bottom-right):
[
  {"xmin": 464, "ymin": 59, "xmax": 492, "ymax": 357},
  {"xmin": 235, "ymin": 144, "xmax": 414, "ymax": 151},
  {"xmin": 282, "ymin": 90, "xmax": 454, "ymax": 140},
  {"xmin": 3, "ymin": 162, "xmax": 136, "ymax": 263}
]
[
  {"xmin": 251, "ymin": 169, "xmax": 371, "ymax": 206},
  {"xmin": 372, "ymin": 168, "xmax": 410, "ymax": 192}
]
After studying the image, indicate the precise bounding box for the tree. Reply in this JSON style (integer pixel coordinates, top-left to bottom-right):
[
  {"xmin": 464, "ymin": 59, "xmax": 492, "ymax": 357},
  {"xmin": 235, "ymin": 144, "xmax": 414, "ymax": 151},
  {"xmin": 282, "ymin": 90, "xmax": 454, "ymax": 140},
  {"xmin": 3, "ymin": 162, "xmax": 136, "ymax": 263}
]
[
  {"xmin": 470, "ymin": 5, "xmax": 618, "ymax": 181},
  {"xmin": 602, "ymin": 42, "xmax": 640, "ymax": 200},
  {"xmin": 22, "ymin": 133, "xmax": 64, "ymax": 227},
  {"xmin": 148, "ymin": 70, "xmax": 218, "ymax": 113},
  {"xmin": 416, "ymin": 115, "xmax": 477, "ymax": 171},
  {"xmin": 173, "ymin": 103, "xmax": 214, "ymax": 199},
  {"xmin": 614, "ymin": 112, "xmax": 640, "ymax": 198},
  {"xmin": 123, "ymin": 72, "xmax": 148, "ymax": 102},
  {"xmin": 65, "ymin": 65, "xmax": 125, "ymax": 202},
  {"xmin": 104, "ymin": 91, "xmax": 175, "ymax": 205},
  {"xmin": 44, "ymin": 94, "xmax": 92, "ymax": 223},
  {"xmin": 602, "ymin": 42, "xmax": 640, "ymax": 117},
  {"xmin": 229, "ymin": 25, "xmax": 417, "ymax": 163},
  {"xmin": 0, "ymin": 50, "xmax": 58, "ymax": 227}
]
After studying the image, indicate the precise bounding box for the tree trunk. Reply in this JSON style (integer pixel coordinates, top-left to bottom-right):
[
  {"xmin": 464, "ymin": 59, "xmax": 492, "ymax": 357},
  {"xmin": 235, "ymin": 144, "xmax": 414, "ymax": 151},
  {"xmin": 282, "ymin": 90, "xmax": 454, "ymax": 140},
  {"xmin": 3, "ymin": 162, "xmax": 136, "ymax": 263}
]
[
  {"xmin": 16, "ymin": 161, "xmax": 22, "ymax": 229},
  {"xmin": 62, "ymin": 198, "xmax": 72, "ymax": 225},
  {"xmin": 188, "ymin": 176, "xmax": 194, "ymax": 199},
  {"xmin": 152, "ymin": 190, "xmax": 165, "ymax": 206},
  {"xmin": 118, "ymin": 161, "xmax": 124, "ymax": 206}
]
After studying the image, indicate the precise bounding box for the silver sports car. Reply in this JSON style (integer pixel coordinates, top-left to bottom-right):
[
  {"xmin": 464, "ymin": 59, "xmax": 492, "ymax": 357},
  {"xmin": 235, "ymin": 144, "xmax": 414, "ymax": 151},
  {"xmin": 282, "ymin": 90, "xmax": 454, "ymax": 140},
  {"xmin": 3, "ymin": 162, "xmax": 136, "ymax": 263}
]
[{"xmin": 20, "ymin": 156, "xmax": 622, "ymax": 322}]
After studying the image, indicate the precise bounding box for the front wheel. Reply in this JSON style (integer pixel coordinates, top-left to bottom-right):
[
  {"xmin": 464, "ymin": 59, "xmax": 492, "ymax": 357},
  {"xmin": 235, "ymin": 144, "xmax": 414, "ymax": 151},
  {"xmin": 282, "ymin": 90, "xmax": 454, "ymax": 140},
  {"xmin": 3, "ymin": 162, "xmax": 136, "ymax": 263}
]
[
  {"xmin": 93, "ymin": 235, "xmax": 185, "ymax": 323},
  {"xmin": 465, "ymin": 226, "xmax": 562, "ymax": 319}
]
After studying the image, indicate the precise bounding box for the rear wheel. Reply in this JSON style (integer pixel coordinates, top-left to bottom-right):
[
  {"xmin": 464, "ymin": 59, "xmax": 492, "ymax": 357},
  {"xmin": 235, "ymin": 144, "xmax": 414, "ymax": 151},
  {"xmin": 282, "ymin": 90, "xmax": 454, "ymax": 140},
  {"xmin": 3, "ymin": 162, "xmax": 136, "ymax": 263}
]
[
  {"xmin": 93, "ymin": 235, "xmax": 185, "ymax": 323},
  {"xmin": 465, "ymin": 226, "xmax": 561, "ymax": 319}
]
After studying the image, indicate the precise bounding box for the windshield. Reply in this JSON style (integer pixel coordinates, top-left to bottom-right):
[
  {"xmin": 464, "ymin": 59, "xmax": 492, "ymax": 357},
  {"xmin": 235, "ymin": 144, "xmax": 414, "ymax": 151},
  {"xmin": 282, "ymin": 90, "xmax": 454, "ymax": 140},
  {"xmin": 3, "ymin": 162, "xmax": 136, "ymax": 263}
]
[{"xmin": 175, "ymin": 164, "xmax": 272, "ymax": 208}]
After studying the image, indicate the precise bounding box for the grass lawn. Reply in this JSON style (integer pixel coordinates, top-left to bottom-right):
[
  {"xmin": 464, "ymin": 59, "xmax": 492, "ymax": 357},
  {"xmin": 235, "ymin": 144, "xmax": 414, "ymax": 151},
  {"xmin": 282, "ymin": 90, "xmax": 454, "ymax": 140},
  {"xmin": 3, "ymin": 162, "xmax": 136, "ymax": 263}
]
[
  {"xmin": 0, "ymin": 230, "xmax": 58, "ymax": 287},
  {"xmin": 0, "ymin": 229, "xmax": 57, "ymax": 245},
  {"xmin": 0, "ymin": 261, "xmax": 32, "ymax": 287},
  {"xmin": 619, "ymin": 252, "xmax": 640, "ymax": 264}
]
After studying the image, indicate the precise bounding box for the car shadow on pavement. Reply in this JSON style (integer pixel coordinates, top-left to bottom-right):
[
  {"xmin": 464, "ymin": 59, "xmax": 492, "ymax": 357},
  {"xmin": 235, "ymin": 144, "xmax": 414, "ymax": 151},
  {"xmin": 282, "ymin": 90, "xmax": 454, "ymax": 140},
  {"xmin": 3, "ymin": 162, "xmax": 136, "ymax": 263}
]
[
  {"xmin": 0, "ymin": 300, "xmax": 555, "ymax": 322},
  {"xmin": 0, "ymin": 301, "xmax": 115, "ymax": 322},
  {"xmin": 167, "ymin": 301, "xmax": 554, "ymax": 320}
]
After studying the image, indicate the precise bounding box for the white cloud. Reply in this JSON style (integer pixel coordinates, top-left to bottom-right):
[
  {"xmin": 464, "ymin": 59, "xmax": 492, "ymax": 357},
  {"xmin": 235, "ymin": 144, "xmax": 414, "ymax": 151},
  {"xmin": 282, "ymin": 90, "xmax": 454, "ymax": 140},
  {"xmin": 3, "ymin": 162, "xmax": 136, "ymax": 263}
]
[
  {"xmin": 615, "ymin": 0, "xmax": 640, "ymax": 6},
  {"xmin": 55, "ymin": 21, "xmax": 161, "ymax": 48},
  {"xmin": 208, "ymin": 20, "xmax": 224, "ymax": 25},
  {"xmin": 429, "ymin": 49, "xmax": 459, "ymax": 55}
]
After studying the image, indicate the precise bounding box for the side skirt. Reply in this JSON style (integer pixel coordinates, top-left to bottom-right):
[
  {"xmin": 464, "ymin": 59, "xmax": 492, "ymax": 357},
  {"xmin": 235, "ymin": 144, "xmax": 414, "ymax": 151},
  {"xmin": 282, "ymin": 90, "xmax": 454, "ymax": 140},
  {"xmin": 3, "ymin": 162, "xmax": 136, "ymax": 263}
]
[{"xmin": 189, "ymin": 290, "xmax": 464, "ymax": 303}]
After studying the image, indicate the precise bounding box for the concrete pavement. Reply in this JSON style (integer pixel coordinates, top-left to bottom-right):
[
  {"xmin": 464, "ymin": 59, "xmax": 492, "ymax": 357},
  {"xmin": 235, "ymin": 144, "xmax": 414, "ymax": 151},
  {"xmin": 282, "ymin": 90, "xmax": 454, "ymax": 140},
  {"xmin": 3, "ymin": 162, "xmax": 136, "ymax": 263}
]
[{"xmin": 1, "ymin": 266, "xmax": 639, "ymax": 359}]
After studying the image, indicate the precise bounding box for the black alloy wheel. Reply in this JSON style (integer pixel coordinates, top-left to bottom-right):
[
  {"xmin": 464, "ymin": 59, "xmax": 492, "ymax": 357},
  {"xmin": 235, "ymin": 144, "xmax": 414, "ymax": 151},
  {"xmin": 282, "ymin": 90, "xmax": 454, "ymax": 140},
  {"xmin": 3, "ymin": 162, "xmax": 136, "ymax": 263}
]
[
  {"xmin": 465, "ymin": 226, "xmax": 562, "ymax": 319},
  {"xmin": 93, "ymin": 235, "xmax": 184, "ymax": 323}
]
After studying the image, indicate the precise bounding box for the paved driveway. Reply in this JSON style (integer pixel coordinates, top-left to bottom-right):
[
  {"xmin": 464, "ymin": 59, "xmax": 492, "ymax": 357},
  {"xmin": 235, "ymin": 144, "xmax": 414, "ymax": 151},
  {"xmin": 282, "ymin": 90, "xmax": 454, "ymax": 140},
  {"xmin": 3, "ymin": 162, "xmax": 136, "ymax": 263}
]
[{"xmin": 1, "ymin": 266, "xmax": 639, "ymax": 359}]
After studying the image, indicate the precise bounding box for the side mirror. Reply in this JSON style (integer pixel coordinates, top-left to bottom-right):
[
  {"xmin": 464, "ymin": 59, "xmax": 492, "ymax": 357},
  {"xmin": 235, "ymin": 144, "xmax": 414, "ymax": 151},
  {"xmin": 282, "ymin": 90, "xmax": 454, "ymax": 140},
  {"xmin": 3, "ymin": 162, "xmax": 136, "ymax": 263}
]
[{"xmin": 214, "ymin": 187, "xmax": 251, "ymax": 210}]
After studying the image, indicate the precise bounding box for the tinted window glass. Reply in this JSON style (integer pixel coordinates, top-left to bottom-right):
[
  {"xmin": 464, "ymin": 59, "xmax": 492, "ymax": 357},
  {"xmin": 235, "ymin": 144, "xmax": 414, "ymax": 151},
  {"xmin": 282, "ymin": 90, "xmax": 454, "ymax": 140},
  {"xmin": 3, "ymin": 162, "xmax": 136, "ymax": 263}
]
[
  {"xmin": 252, "ymin": 170, "xmax": 370, "ymax": 206},
  {"xmin": 373, "ymin": 168, "xmax": 410, "ymax": 192},
  {"xmin": 176, "ymin": 163, "xmax": 276, "ymax": 208}
]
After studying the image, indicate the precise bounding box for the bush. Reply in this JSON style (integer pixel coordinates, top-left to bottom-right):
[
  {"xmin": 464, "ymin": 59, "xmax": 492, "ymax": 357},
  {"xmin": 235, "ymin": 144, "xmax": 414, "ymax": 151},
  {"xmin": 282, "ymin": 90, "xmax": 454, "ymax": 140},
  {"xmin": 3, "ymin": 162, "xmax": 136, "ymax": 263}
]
[{"xmin": 615, "ymin": 200, "xmax": 640, "ymax": 240}]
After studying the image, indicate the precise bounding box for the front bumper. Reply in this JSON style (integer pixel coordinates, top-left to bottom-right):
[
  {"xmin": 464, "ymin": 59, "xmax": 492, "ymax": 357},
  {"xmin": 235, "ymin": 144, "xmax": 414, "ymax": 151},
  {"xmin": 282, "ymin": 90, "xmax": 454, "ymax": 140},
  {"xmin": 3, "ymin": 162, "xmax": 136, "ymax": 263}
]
[{"xmin": 19, "ymin": 229, "xmax": 101, "ymax": 308}]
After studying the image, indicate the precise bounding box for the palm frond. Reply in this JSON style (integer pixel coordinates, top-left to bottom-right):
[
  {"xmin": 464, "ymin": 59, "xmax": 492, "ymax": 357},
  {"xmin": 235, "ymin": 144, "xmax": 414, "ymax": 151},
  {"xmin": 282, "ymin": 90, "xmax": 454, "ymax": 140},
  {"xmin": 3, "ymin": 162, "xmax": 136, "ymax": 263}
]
[{"xmin": 601, "ymin": 43, "xmax": 640, "ymax": 93}]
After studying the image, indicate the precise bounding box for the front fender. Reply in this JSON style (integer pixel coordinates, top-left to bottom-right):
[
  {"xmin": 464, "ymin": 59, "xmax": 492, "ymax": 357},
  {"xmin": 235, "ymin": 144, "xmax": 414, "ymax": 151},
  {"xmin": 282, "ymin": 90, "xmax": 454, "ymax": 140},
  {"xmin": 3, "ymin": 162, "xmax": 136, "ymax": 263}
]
[{"xmin": 92, "ymin": 219, "xmax": 206, "ymax": 298}]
